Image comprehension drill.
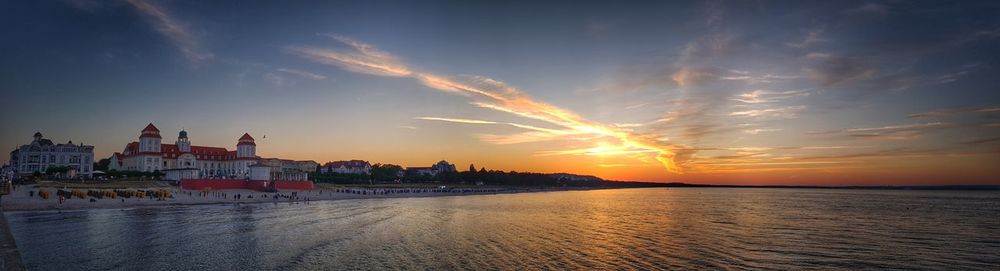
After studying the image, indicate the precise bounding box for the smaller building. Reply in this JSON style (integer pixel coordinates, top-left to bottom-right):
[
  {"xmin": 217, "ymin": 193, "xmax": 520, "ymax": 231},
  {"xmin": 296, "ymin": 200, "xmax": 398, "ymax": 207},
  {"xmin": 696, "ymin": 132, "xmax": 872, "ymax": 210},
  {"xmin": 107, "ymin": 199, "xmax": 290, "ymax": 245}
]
[
  {"xmin": 320, "ymin": 160, "xmax": 371, "ymax": 174},
  {"xmin": 257, "ymin": 158, "xmax": 319, "ymax": 174},
  {"xmin": 250, "ymin": 164, "xmax": 308, "ymax": 181},
  {"xmin": 163, "ymin": 168, "xmax": 200, "ymax": 181},
  {"xmin": 406, "ymin": 160, "xmax": 456, "ymax": 176}
]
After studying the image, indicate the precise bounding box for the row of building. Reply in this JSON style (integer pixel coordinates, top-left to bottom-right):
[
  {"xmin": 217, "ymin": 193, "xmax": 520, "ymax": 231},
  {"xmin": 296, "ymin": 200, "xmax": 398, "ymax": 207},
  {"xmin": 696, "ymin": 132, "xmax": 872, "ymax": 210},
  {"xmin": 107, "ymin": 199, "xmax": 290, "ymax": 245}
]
[
  {"xmin": 317, "ymin": 159, "xmax": 457, "ymax": 176},
  {"xmin": 5, "ymin": 123, "xmax": 458, "ymax": 180}
]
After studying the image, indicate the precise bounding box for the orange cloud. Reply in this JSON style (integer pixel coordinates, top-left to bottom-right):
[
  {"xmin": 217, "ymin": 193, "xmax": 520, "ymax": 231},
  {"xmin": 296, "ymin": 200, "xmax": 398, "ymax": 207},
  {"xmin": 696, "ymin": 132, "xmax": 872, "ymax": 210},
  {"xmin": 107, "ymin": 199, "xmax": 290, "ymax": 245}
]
[{"xmin": 290, "ymin": 36, "xmax": 692, "ymax": 174}]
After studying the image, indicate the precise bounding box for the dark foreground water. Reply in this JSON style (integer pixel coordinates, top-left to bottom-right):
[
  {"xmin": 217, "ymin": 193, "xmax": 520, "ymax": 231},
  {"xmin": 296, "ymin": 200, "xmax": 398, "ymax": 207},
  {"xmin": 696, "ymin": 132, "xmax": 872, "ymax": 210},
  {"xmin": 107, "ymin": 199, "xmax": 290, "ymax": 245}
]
[{"xmin": 6, "ymin": 188, "xmax": 1000, "ymax": 270}]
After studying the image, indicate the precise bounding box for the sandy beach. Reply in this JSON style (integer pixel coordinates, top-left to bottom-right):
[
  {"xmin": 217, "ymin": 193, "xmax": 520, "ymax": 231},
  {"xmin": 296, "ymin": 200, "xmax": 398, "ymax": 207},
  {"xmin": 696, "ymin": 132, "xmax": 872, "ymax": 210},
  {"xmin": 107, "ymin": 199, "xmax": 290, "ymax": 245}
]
[{"xmin": 0, "ymin": 184, "xmax": 553, "ymax": 212}]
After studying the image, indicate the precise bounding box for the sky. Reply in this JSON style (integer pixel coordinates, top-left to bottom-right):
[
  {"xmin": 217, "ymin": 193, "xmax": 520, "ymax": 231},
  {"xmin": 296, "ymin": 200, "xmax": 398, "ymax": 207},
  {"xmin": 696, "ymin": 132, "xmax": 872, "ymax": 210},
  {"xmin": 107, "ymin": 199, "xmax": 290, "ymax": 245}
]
[{"xmin": 1, "ymin": 0, "xmax": 999, "ymax": 185}]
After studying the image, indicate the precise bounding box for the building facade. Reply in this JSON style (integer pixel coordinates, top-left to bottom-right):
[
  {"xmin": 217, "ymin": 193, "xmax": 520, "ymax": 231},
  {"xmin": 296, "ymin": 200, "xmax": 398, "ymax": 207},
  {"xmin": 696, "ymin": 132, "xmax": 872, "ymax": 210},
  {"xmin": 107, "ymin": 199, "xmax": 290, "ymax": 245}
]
[
  {"xmin": 109, "ymin": 123, "xmax": 316, "ymax": 179},
  {"xmin": 406, "ymin": 160, "xmax": 456, "ymax": 176},
  {"xmin": 257, "ymin": 158, "xmax": 319, "ymax": 174},
  {"xmin": 320, "ymin": 160, "xmax": 371, "ymax": 174},
  {"xmin": 8, "ymin": 132, "xmax": 95, "ymax": 178}
]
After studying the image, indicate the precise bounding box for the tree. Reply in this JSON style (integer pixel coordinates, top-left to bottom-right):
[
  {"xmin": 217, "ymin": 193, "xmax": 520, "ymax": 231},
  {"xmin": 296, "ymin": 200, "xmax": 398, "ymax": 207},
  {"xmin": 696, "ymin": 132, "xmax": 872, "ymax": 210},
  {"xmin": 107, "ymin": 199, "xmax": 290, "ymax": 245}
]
[
  {"xmin": 371, "ymin": 163, "xmax": 403, "ymax": 182},
  {"xmin": 94, "ymin": 158, "xmax": 111, "ymax": 171},
  {"xmin": 45, "ymin": 166, "xmax": 70, "ymax": 178},
  {"xmin": 468, "ymin": 163, "xmax": 476, "ymax": 173}
]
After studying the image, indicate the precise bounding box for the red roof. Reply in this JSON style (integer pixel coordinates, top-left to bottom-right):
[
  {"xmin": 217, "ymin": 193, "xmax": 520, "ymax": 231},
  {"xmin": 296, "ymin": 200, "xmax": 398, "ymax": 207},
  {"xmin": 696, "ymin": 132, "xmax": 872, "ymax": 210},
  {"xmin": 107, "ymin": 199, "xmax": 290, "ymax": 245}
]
[
  {"xmin": 239, "ymin": 133, "xmax": 254, "ymax": 141},
  {"xmin": 140, "ymin": 123, "xmax": 162, "ymax": 138},
  {"xmin": 142, "ymin": 123, "xmax": 160, "ymax": 133},
  {"xmin": 117, "ymin": 142, "xmax": 250, "ymax": 161}
]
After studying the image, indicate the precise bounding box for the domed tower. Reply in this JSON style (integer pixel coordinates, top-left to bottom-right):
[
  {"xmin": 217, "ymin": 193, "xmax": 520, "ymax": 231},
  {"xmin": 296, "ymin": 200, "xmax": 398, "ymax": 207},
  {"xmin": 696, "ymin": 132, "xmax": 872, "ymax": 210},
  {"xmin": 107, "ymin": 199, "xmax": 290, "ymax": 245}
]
[
  {"xmin": 138, "ymin": 123, "xmax": 162, "ymax": 153},
  {"xmin": 176, "ymin": 129, "xmax": 191, "ymax": 153},
  {"xmin": 33, "ymin": 132, "xmax": 43, "ymax": 141},
  {"xmin": 236, "ymin": 133, "xmax": 256, "ymax": 158}
]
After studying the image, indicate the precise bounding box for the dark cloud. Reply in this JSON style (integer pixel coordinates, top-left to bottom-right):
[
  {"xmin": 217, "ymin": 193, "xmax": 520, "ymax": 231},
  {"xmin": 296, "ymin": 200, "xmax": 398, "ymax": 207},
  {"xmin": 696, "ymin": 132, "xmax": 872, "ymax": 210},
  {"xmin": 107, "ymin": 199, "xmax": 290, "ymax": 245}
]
[{"xmin": 804, "ymin": 53, "xmax": 874, "ymax": 86}]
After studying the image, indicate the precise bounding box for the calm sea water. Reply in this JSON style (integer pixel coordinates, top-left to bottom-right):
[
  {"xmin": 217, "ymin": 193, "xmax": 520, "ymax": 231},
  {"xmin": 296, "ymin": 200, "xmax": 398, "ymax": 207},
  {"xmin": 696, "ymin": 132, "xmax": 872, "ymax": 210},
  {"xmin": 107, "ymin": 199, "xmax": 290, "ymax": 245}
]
[{"xmin": 6, "ymin": 188, "xmax": 1000, "ymax": 270}]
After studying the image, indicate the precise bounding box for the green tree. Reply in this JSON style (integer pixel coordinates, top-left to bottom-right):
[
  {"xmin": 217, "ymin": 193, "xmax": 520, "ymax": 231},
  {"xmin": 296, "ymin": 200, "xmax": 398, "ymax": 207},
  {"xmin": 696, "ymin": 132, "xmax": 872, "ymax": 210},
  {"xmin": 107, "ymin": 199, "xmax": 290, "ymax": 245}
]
[
  {"xmin": 94, "ymin": 158, "xmax": 111, "ymax": 171},
  {"xmin": 371, "ymin": 163, "xmax": 403, "ymax": 182}
]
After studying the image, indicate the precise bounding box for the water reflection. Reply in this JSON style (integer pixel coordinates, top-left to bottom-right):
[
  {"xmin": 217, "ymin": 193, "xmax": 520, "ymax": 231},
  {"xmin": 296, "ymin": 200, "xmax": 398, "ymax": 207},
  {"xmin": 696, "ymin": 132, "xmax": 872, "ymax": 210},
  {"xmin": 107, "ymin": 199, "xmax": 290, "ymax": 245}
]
[{"xmin": 6, "ymin": 188, "xmax": 1000, "ymax": 270}]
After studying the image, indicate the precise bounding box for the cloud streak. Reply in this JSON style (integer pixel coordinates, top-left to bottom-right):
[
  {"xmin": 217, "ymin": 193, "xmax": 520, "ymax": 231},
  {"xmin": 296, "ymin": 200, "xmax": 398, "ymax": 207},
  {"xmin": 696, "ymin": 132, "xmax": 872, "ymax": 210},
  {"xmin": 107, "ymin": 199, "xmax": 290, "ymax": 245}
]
[
  {"xmin": 291, "ymin": 36, "xmax": 691, "ymax": 173},
  {"xmin": 277, "ymin": 68, "xmax": 327, "ymax": 80},
  {"xmin": 909, "ymin": 106, "xmax": 1000, "ymax": 118},
  {"xmin": 812, "ymin": 122, "xmax": 954, "ymax": 141},
  {"xmin": 128, "ymin": 0, "xmax": 212, "ymax": 64}
]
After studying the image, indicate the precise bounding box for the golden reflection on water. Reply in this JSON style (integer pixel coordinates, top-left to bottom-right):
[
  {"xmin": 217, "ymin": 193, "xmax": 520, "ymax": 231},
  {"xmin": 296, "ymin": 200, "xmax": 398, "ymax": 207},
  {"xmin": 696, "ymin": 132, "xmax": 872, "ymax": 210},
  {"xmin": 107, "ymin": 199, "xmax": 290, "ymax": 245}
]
[{"xmin": 6, "ymin": 188, "xmax": 1000, "ymax": 270}]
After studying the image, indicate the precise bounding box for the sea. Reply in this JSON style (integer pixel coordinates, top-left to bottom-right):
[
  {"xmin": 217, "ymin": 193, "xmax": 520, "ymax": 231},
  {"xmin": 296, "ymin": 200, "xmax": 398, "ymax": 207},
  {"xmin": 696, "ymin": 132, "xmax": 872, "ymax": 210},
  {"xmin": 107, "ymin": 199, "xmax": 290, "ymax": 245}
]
[{"xmin": 5, "ymin": 188, "xmax": 1000, "ymax": 270}]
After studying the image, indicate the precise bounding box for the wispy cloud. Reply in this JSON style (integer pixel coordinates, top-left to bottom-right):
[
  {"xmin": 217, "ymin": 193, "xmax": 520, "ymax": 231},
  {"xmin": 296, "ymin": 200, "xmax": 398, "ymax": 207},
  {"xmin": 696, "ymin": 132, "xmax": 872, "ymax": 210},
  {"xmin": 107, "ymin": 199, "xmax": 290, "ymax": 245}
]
[
  {"xmin": 289, "ymin": 36, "xmax": 692, "ymax": 173},
  {"xmin": 961, "ymin": 136, "xmax": 1000, "ymax": 145},
  {"xmin": 729, "ymin": 106, "xmax": 806, "ymax": 119},
  {"xmin": 743, "ymin": 128, "xmax": 783, "ymax": 135},
  {"xmin": 277, "ymin": 68, "xmax": 327, "ymax": 80},
  {"xmin": 416, "ymin": 117, "xmax": 498, "ymax": 125},
  {"xmin": 787, "ymin": 28, "xmax": 828, "ymax": 48},
  {"xmin": 909, "ymin": 105, "xmax": 1000, "ymax": 118},
  {"xmin": 127, "ymin": 0, "xmax": 212, "ymax": 64},
  {"xmin": 845, "ymin": 122, "xmax": 951, "ymax": 132},
  {"xmin": 731, "ymin": 90, "xmax": 810, "ymax": 104},
  {"xmin": 849, "ymin": 130, "xmax": 924, "ymax": 140},
  {"xmin": 286, "ymin": 35, "xmax": 411, "ymax": 77},
  {"xmin": 843, "ymin": 2, "xmax": 888, "ymax": 15},
  {"xmin": 813, "ymin": 122, "xmax": 953, "ymax": 141}
]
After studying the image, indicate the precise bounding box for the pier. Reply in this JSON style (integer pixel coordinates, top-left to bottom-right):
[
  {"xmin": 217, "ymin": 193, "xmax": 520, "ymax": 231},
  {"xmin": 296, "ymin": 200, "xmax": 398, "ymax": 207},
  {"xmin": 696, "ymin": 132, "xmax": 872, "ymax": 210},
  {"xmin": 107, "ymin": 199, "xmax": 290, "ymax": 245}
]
[{"xmin": 0, "ymin": 182, "xmax": 27, "ymax": 270}]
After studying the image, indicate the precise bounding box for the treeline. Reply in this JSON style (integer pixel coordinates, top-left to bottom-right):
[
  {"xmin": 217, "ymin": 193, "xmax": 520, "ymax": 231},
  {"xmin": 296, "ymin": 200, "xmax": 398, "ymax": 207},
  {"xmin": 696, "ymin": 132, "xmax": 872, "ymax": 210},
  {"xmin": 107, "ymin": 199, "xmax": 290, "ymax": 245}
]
[{"xmin": 311, "ymin": 164, "xmax": 667, "ymax": 188}]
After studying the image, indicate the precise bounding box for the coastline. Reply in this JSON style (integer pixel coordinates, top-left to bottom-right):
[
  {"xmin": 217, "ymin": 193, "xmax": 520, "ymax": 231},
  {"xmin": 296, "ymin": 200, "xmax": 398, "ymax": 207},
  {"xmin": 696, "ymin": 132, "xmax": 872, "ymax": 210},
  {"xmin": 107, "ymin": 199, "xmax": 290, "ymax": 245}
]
[{"xmin": 0, "ymin": 185, "xmax": 589, "ymax": 212}]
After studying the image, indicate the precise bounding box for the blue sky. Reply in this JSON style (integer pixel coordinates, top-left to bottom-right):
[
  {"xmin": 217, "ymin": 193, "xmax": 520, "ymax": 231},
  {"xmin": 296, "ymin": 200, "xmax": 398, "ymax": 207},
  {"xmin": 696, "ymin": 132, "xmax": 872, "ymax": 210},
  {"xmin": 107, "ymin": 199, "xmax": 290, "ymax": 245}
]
[{"xmin": 2, "ymin": 0, "xmax": 999, "ymax": 184}]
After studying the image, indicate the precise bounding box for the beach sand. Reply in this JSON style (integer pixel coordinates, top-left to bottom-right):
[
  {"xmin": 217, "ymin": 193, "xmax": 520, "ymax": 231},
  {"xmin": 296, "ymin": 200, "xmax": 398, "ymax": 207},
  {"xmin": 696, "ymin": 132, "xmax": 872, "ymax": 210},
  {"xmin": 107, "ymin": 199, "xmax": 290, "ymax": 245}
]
[{"xmin": 0, "ymin": 185, "xmax": 546, "ymax": 212}]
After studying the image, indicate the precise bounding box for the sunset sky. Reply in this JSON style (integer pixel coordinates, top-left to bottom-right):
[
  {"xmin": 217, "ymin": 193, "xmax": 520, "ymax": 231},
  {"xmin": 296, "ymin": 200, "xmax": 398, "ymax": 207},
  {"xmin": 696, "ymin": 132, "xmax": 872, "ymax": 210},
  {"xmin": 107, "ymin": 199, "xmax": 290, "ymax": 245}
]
[{"xmin": 2, "ymin": 0, "xmax": 999, "ymax": 185}]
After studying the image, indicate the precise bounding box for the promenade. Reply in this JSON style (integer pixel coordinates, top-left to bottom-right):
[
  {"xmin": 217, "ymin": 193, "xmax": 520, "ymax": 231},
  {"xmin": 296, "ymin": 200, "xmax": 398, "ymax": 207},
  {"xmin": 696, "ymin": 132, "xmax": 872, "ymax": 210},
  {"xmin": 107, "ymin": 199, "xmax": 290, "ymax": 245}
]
[{"xmin": 0, "ymin": 207, "xmax": 26, "ymax": 271}]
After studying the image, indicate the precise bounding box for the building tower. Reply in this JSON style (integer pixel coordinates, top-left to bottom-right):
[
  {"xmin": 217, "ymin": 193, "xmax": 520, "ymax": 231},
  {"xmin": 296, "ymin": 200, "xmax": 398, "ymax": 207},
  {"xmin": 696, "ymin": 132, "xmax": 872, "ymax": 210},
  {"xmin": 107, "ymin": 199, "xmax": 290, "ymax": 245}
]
[
  {"xmin": 33, "ymin": 132, "xmax": 42, "ymax": 142},
  {"xmin": 176, "ymin": 130, "xmax": 191, "ymax": 153},
  {"xmin": 139, "ymin": 123, "xmax": 162, "ymax": 153},
  {"xmin": 237, "ymin": 133, "xmax": 256, "ymax": 158}
]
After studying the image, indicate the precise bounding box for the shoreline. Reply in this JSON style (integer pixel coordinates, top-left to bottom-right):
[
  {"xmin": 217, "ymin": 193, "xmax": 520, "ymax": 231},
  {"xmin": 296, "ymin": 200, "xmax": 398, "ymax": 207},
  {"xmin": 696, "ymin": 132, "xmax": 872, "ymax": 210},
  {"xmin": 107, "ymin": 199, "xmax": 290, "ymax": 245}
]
[{"xmin": 0, "ymin": 186, "xmax": 592, "ymax": 212}]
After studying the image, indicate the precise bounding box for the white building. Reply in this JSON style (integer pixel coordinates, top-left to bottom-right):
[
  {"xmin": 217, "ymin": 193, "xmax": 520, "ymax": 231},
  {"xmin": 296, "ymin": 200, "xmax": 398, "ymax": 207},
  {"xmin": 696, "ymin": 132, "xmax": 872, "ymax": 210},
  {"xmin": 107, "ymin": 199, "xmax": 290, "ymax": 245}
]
[
  {"xmin": 320, "ymin": 160, "xmax": 371, "ymax": 174},
  {"xmin": 8, "ymin": 132, "xmax": 95, "ymax": 178},
  {"xmin": 257, "ymin": 158, "xmax": 319, "ymax": 174},
  {"xmin": 406, "ymin": 160, "xmax": 456, "ymax": 176},
  {"xmin": 109, "ymin": 123, "xmax": 261, "ymax": 178}
]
